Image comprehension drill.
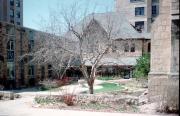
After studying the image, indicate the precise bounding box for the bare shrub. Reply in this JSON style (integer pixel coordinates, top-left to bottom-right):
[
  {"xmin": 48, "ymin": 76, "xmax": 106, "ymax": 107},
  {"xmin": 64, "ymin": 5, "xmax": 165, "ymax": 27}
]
[
  {"xmin": 62, "ymin": 94, "xmax": 76, "ymax": 106},
  {"xmin": 59, "ymin": 85, "xmax": 77, "ymax": 106}
]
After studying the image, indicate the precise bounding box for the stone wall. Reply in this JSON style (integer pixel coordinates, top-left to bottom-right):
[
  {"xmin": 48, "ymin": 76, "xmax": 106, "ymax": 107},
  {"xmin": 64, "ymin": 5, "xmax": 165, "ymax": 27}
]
[{"xmin": 148, "ymin": 0, "xmax": 179, "ymax": 105}]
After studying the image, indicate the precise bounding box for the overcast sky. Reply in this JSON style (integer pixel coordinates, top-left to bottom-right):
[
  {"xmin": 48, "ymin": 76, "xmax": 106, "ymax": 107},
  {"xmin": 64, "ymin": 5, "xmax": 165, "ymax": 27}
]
[{"xmin": 23, "ymin": 0, "xmax": 115, "ymax": 31}]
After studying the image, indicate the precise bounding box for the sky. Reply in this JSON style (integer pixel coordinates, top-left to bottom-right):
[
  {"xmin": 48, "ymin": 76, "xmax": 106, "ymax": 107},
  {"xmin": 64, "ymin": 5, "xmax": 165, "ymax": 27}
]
[{"xmin": 23, "ymin": 0, "xmax": 115, "ymax": 31}]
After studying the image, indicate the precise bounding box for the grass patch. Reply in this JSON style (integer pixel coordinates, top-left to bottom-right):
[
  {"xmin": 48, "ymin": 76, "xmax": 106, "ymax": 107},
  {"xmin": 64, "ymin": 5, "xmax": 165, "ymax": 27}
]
[
  {"xmin": 97, "ymin": 76, "xmax": 115, "ymax": 80},
  {"xmin": 95, "ymin": 82, "xmax": 124, "ymax": 93},
  {"xmin": 81, "ymin": 82, "xmax": 124, "ymax": 94}
]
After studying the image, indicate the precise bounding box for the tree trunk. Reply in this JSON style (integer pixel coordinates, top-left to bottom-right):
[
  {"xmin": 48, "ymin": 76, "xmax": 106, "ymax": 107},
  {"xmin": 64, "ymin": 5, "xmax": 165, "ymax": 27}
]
[
  {"xmin": 89, "ymin": 84, "xmax": 94, "ymax": 94},
  {"xmin": 88, "ymin": 79, "xmax": 94, "ymax": 94}
]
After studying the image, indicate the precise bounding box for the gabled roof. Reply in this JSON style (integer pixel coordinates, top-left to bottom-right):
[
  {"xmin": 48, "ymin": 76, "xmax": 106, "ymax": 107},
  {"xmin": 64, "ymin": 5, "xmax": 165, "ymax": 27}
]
[{"xmin": 64, "ymin": 12, "xmax": 150, "ymax": 41}]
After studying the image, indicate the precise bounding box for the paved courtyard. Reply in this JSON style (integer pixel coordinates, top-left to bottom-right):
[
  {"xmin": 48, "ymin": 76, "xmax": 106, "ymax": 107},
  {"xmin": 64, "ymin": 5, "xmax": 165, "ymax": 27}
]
[{"xmin": 0, "ymin": 79, "xmax": 178, "ymax": 116}]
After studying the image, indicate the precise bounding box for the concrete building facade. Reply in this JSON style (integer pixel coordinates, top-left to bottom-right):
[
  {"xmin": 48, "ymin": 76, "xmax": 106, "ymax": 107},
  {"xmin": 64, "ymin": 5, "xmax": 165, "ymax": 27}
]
[
  {"xmin": 115, "ymin": 0, "xmax": 159, "ymax": 32},
  {"xmin": 0, "ymin": 0, "xmax": 23, "ymax": 26}
]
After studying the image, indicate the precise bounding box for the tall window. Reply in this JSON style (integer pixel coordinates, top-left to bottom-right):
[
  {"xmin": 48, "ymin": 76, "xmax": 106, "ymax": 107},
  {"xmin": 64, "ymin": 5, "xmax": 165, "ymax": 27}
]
[
  {"xmin": 41, "ymin": 66, "xmax": 45, "ymax": 81},
  {"xmin": 10, "ymin": 9, "xmax": 14, "ymax": 18},
  {"xmin": 124, "ymin": 43, "xmax": 129, "ymax": 52},
  {"xmin": 28, "ymin": 31, "xmax": 35, "ymax": 52},
  {"xmin": 152, "ymin": 5, "xmax": 159, "ymax": 17},
  {"xmin": 135, "ymin": 7, "xmax": 145, "ymax": 16},
  {"xmin": 28, "ymin": 65, "xmax": 35, "ymax": 78},
  {"xmin": 28, "ymin": 40, "xmax": 34, "ymax": 52},
  {"xmin": 135, "ymin": 21, "xmax": 144, "ymax": 32},
  {"xmin": 48, "ymin": 65, "xmax": 53, "ymax": 78},
  {"xmin": 7, "ymin": 40, "xmax": 14, "ymax": 61},
  {"xmin": 148, "ymin": 43, "xmax": 151, "ymax": 52},
  {"xmin": 130, "ymin": 43, "xmax": 135, "ymax": 52},
  {"xmin": 7, "ymin": 62, "xmax": 15, "ymax": 79}
]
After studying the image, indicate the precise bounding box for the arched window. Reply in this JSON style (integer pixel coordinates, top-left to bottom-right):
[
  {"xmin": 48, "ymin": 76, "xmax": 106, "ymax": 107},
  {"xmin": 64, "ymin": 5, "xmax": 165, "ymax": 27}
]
[
  {"xmin": 130, "ymin": 43, "xmax": 135, "ymax": 52},
  {"xmin": 124, "ymin": 43, "xmax": 129, "ymax": 52}
]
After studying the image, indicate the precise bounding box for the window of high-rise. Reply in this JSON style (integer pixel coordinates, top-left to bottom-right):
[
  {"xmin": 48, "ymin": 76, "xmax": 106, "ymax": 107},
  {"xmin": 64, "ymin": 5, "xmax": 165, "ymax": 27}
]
[{"xmin": 135, "ymin": 7, "xmax": 145, "ymax": 16}]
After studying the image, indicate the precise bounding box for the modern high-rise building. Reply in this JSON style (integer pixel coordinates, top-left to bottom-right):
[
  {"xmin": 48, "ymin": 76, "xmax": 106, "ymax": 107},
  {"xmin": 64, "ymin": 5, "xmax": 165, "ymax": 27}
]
[
  {"xmin": 0, "ymin": 0, "xmax": 23, "ymax": 26},
  {"xmin": 115, "ymin": 0, "xmax": 159, "ymax": 33}
]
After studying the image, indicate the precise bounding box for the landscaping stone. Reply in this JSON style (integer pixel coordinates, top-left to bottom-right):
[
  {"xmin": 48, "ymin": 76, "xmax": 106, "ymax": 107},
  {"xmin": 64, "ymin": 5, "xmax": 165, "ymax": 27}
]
[
  {"xmin": 138, "ymin": 90, "xmax": 148, "ymax": 105},
  {"xmin": 35, "ymin": 94, "xmax": 139, "ymax": 105}
]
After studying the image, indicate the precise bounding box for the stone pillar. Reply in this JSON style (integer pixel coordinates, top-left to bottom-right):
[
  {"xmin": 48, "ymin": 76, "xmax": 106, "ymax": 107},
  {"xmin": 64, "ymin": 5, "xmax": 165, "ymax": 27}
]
[{"xmin": 148, "ymin": 0, "xmax": 179, "ymax": 104}]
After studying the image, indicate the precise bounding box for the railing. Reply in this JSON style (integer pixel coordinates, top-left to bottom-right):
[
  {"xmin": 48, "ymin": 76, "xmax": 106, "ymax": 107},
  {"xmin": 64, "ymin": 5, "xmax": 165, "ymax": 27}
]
[{"xmin": 130, "ymin": 0, "xmax": 145, "ymax": 3}]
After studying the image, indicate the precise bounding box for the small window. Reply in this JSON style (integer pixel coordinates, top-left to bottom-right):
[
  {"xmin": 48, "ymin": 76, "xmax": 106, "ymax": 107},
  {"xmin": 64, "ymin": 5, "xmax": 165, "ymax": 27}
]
[
  {"xmin": 16, "ymin": 0, "xmax": 20, "ymax": 7},
  {"xmin": 135, "ymin": 7, "xmax": 145, "ymax": 16},
  {"xmin": 135, "ymin": 21, "xmax": 144, "ymax": 32},
  {"xmin": 124, "ymin": 43, "xmax": 129, "ymax": 52},
  {"xmin": 7, "ymin": 51, "xmax": 14, "ymax": 61},
  {"xmin": 16, "ymin": 12, "xmax": 20, "ymax": 18},
  {"xmin": 10, "ymin": 20, "xmax": 14, "ymax": 24},
  {"xmin": 17, "ymin": 22, "xmax": 20, "ymax": 25},
  {"xmin": 6, "ymin": 27, "xmax": 15, "ymax": 35},
  {"xmin": 48, "ymin": 65, "xmax": 52, "ymax": 69},
  {"xmin": 130, "ymin": 43, "xmax": 135, "ymax": 52},
  {"xmin": 10, "ymin": 0, "xmax": 14, "ymax": 6}
]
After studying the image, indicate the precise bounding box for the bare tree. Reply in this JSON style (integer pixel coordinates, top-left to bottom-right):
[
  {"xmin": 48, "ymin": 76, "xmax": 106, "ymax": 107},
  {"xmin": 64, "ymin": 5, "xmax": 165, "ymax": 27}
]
[
  {"xmin": 26, "ymin": 1, "xmax": 142, "ymax": 94},
  {"xmin": 61, "ymin": 3, "xmax": 140, "ymax": 94}
]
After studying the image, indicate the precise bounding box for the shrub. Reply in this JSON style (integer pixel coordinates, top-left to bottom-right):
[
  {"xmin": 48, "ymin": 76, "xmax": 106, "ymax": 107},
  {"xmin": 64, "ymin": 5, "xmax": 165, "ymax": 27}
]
[
  {"xmin": 56, "ymin": 77, "xmax": 72, "ymax": 87},
  {"xmin": 133, "ymin": 53, "xmax": 150, "ymax": 79},
  {"xmin": 62, "ymin": 94, "xmax": 75, "ymax": 106},
  {"xmin": 39, "ymin": 80, "xmax": 59, "ymax": 91}
]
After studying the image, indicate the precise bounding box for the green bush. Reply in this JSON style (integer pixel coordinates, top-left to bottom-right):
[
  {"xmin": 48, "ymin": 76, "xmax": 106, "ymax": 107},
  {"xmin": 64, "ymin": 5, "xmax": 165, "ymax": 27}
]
[{"xmin": 133, "ymin": 53, "xmax": 150, "ymax": 79}]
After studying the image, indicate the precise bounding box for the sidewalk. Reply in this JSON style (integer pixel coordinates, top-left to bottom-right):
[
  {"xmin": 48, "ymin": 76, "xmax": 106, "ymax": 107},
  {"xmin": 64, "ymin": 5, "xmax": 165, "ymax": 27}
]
[{"xmin": 0, "ymin": 96, "xmax": 178, "ymax": 116}]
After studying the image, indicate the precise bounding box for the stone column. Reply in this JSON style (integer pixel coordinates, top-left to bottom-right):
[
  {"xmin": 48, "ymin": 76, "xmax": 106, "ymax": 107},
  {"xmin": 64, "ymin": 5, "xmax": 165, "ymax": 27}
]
[{"xmin": 148, "ymin": 0, "xmax": 179, "ymax": 103}]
